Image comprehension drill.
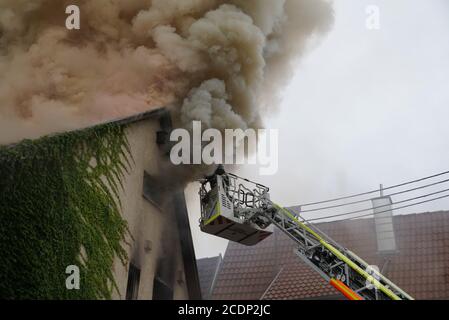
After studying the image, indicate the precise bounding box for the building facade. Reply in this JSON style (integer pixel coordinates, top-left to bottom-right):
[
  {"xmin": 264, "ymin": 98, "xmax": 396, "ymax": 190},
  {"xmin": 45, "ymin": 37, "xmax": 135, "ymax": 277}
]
[
  {"xmin": 109, "ymin": 109, "xmax": 201, "ymax": 300},
  {"xmin": 0, "ymin": 109, "xmax": 201, "ymax": 300}
]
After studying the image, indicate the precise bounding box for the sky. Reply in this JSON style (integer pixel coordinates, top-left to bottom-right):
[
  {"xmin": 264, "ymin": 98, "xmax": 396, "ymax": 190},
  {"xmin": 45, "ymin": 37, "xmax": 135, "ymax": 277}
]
[{"xmin": 187, "ymin": 0, "xmax": 449, "ymax": 259}]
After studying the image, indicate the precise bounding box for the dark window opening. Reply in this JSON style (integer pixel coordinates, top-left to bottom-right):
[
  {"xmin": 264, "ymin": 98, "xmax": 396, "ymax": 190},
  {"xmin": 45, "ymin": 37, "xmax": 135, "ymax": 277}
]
[
  {"xmin": 152, "ymin": 253, "xmax": 176, "ymax": 300},
  {"xmin": 143, "ymin": 171, "xmax": 165, "ymax": 207},
  {"xmin": 126, "ymin": 263, "xmax": 141, "ymax": 300},
  {"xmin": 152, "ymin": 277, "xmax": 174, "ymax": 300}
]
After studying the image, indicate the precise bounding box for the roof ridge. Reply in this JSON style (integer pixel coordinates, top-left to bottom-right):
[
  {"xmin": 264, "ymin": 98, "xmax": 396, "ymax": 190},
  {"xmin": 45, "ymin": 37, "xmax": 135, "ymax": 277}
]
[
  {"xmin": 2, "ymin": 107, "xmax": 168, "ymax": 148},
  {"xmin": 260, "ymin": 267, "xmax": 284, "ymax": 300}
]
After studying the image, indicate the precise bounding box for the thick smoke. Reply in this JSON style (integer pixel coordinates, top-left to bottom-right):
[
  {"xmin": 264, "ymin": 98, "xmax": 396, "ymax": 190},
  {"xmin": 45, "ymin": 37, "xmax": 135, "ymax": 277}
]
[{"xmin": 0, "ymin": 0, "xmax": 333, "ymax": 145}]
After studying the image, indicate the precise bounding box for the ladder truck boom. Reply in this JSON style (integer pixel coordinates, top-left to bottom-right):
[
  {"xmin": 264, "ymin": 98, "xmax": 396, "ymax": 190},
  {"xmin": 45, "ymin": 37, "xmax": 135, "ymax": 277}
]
[{"xmin": 198, "ymin": 168, "xmax": 414, "ymax": 300}]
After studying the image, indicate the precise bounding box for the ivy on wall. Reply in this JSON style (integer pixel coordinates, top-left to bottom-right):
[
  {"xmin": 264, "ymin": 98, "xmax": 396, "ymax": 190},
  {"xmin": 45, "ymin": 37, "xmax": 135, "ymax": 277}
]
[{"xmin": 0, "ymin": 123, "xmax": 132, "ymax": 299}]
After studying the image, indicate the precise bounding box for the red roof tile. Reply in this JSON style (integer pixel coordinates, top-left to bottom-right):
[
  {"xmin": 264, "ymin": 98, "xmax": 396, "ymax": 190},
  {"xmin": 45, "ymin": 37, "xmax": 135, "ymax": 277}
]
[{"xmin": 212, "ymin": 211, "xmax": 449, "ymax": 300}]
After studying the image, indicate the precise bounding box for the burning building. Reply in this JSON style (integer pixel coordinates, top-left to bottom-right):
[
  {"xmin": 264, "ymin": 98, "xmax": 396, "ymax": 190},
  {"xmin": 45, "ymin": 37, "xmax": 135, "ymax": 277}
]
[
  {"xmin": 0, "ymin": 108, "xmax": 201, "ymax": 300},
  {"xmin": 0, "ymin": 0, "xmax": 334, "ymax": 300}
]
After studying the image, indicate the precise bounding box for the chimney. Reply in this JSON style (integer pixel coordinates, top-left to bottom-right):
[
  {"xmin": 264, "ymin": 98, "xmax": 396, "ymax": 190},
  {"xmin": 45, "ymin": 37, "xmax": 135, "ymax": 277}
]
[{"xmin": 371, "ymin": 194, "xmax": 397, "ymax": 254}]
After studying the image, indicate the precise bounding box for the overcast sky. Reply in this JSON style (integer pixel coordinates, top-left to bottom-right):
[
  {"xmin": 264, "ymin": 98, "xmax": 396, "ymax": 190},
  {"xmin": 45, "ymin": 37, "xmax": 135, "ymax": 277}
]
[{"xmin": 187, "ymin": 0, "xmax": 449, "ymax": 259}]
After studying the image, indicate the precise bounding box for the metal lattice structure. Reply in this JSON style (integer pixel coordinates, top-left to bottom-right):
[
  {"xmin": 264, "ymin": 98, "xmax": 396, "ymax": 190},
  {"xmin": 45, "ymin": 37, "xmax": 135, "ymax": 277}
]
[{"xmin": 199, "ymin": 169, "xmax": 413, "ymax": 300}]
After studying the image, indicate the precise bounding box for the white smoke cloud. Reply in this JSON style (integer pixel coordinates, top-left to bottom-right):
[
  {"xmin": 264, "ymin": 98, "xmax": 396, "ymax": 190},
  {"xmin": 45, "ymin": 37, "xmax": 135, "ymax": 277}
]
[{"xmin": 0, "ymin": 0, "xmax": 334, "ymax": 145}]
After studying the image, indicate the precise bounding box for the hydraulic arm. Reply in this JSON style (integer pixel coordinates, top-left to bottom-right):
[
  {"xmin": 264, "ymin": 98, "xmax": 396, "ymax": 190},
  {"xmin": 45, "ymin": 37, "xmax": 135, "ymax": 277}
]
[{"xmin": 199, "ymin": 168, "xmax": 413, "ymax": 300}]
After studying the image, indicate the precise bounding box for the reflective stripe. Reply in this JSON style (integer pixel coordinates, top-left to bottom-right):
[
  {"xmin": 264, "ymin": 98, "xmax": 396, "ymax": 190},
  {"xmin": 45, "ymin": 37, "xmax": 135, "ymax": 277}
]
[{"xmin": 205, "ymin": 201, "xmax": 221, "ymax": 225}]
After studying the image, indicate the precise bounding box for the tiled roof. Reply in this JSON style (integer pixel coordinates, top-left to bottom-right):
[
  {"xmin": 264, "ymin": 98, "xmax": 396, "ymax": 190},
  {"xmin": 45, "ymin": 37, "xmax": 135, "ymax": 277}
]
[
  {"xmin": 197, "ymin": 255, "xmax": 223, "ymax": 299},
  {"xmin": 211, "ymin": 211, "xmax": 449, "ymax": 300}
]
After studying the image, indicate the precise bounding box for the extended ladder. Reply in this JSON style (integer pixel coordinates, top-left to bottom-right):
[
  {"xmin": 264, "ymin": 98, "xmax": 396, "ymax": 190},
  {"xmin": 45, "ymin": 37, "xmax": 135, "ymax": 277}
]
[
  {"xmin": 199, "ymin": 169, "xmax": 414, "ymax": 300},
  {"xmin": 261, "ymin": 202, "xmax": 413, "ymax": 300}
]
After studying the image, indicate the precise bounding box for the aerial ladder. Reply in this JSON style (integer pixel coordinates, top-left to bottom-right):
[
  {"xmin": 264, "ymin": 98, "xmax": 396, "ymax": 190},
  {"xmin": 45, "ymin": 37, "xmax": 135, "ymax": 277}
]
[{"xmin": 198, "ymin": 167, "xmax": 414, "ymax": 300}]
